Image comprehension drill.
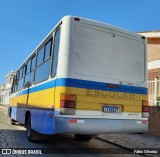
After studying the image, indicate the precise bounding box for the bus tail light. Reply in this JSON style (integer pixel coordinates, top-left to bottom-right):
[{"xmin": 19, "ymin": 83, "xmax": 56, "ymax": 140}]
[
  {"xmin": 61, "ymin": 101, "xmax": 76, "ymax": 108},
  {"xmin": 142, "ymin": 106, "xmax": 149, "ymax": 112},
  {"xmin": 60, "ymin": 94, "xmax": 76, "ymax": 115},
  {"xmin": 61, "ymin": 94, "xmax": 76, "ymax": 101},
  {"xmin": 142, "ymin": 100, "xmax": 149, "ymax": 118}
]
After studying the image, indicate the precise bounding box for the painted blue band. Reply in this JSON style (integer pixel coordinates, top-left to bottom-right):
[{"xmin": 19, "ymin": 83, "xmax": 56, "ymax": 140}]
[{"xmin": 16, "ymin": 78, "xmax": 147, "ymax": 96}]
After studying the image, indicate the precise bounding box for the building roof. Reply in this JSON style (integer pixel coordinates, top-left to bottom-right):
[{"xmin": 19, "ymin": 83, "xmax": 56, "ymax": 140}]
[
  {"xmin": 4, "ymin": 71, "xmax": 15, "ymax": 79},
  {"xmin": 138, "ymin": 31, "xmax": 160, "ymax": 38}
]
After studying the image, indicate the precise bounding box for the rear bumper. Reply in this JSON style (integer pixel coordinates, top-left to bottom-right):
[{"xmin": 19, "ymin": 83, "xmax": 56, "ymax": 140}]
[{"xmin": 55, "ymin": 117, "xmax": 148, "ymax": 134}]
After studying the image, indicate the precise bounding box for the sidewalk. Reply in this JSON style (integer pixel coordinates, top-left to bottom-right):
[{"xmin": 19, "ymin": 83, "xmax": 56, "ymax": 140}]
[
  {"xmin": 98, "ymin": 133, "xmax": 160, "ymax": 148},
  {"xmin": 0, "ymin": 104, "xmax": 8, "ymax": 107}
]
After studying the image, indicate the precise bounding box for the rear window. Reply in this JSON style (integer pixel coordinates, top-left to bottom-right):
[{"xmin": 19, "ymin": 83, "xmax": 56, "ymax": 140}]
[{"xmin": 74, "ymin": 25, "xmax": 145, "ymax": 83}]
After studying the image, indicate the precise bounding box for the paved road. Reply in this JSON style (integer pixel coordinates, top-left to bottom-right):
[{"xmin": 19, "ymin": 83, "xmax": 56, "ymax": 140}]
[{"xmin": 0, "ymin": 105, "xmax": 144, "ymax": 157}]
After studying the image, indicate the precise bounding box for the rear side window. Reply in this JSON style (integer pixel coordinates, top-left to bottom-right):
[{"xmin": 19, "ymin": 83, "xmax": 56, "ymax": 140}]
[{"xmin": 52, "ymin": 29, "xmax": 61, "ymax": 77}]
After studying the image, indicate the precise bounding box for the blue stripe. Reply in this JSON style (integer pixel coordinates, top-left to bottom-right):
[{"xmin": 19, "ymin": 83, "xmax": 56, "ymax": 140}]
[
  {"xmin": 17, "ymin": 78, "xmax": 147, "ymax": 96},
  {"xmin": 56, "ymin": 78, "xmax": 148, "ymax": 94},
  {"xmin": 21, "ymin": 80, "xmax": 56, "ymax": 95}
]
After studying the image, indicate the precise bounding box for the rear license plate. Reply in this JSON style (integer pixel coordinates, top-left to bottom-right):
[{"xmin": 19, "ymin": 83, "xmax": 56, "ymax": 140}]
[{"xmin": 102, "ymin": 106, "xmax": 120, "ymax": 113}]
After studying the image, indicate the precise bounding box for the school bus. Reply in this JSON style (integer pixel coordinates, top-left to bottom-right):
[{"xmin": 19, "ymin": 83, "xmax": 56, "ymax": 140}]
[{"xmin": 9, "ymin": 16, "xmax": 148, "ymax": 141}]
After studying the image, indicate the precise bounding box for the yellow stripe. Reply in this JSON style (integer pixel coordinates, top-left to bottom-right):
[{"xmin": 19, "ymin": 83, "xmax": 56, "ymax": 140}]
[{"xmin": 10, "ymin": 86, "xmax": 147, "ymax": 113}]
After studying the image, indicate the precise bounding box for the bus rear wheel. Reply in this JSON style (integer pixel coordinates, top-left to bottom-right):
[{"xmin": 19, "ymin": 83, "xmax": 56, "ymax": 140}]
[
  {"xmin": 11, "ymin": 119, "xmax": 16, "ymax": 125},
  {"xmin": 74, "ymin": 134, "xmax": 93, "ymax": 141},
  {"xmin": 26, "ymin": 116, "xmax": 37, "ymax": 142}
]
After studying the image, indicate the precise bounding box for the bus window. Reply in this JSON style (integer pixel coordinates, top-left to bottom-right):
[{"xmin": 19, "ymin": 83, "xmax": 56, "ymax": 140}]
[
  {"xmin": 14, "ymin": 72, "xmax": 19, "ymax": 92},
  {"xmin": 24, "ymin": 59, "xmax": 34, "ymax": 87},
  {"xmin": 26, "ymin": 60, "xmax": 31, "ymax": 74},
  {"xmin": 18, "ymin": 78, "xmax": 24, "ymax": 91},
  {"xmin": 35, "ymin": 60, "xmax": 50, "ymax": 84},
  {"xmin": 11, "ymin": 75, "xmax": 16, "ymax": 93},
  {"xmin": 19, "ymin": 68, "xmax": 23, "ymax": 80},
  {"xmin": 23, "ymin": 65, "xmax": 26, "ymax": 77},
  {"xmin": 16, "ymin": 71, "xmax": 20, "ymax": 82},
  {"xmin": 52, "ymin": 29, "xmax": 60, "ymax": 77},
  {"xmin": 37, "ymin": 47, "xmax": 44, "ymax": 66},
  {"xmin": 34, "ymin": 39, "xmax": 52, "ymax": 84},
  {"xmin": 44, "ymin": 40, "xmax": 52, "ymax": 61},
  {"xmin": 31, "ymin": 55, "xmax": 36, "ymax": 71},
  {"xmin": 17, "ymin": 68, "xmax": 24, "ymax": 91}
]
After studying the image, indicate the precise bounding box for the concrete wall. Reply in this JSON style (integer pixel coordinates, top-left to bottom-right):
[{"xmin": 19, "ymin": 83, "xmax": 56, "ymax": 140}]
[
  {"xmin": 148, "ymin": 68, "xmax": 160, "ymax": 80},
  {"xmin": 148, "ymin": 38, "xmax": 160, "ymax": 61},
  {"xmin": 149, "ymin": 106, "xmax": 160, "ymax": 137},
  {"xmin": 147, "ymin": 38, "xmax": 160, "ymax": 80},
  {"xmin": 0, "ymin": 71, "xmax": 15, "ymax": 106}
]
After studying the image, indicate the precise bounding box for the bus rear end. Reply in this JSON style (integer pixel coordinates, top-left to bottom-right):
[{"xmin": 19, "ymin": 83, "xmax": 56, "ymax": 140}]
[{"xmin": 55, "ymin": 16, "xmax": 148, "ymax": 135}]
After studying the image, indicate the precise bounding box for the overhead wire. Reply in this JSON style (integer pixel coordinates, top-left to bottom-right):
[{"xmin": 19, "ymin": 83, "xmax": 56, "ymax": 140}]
[
  {"xmin": 0, "ymin": 21, "xmax": 41, "ymax": 40},
  {"xmin": 0, "ymin": 37, "xmax": 37, "ymax": 59},
  {"xmin": 0, "ymin": 11, "xmax": 45, "ymax": 34},
  {"xmin": 0, "ymin": 36, "xmax": 36, "ymax": 62},
  {"xmin": 0, "ymin": 11, "xmax": 45, "ymax": 40},
  {"xmin": 0, "ymin": 11, "xmax": 45, "ymax": 60},
  {"xmin": 0, "ymin": 52, "xmax": 25, "ymax": 62},
  {"xmin": 0, "ymin": 11, "xmax": 48, "ymax": 84}
]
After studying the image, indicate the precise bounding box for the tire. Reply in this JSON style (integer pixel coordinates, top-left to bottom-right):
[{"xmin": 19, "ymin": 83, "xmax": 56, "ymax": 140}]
[
  {"xmin": 74, "ymin": 134, "xmax": 93, "ymax": 141},
  {"xmin": 26, "ymin": 115, "xmax": 48, "ymax": 142},
  {"xmin": 11, "ymin": 119, "xmax": 16, "ymax": 125},
  {"xmin": 8, "ymin": 107, "xmax": 11, "ymax": 117},
  {"xmin": 26, "ymin": 116, "xmax": 36, "ymax": 142}
]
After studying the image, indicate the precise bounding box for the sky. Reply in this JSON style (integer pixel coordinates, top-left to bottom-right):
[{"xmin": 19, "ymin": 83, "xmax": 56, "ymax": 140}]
[{"xmin": 0, "ymin": 0, "xmax": 160, "ymax": 84}]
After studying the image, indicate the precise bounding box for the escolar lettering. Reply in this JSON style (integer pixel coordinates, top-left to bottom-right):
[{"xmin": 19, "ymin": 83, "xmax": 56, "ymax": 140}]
[{"xmin": 86, "ymin": 89, "xmax": 135, "ymax": 100}]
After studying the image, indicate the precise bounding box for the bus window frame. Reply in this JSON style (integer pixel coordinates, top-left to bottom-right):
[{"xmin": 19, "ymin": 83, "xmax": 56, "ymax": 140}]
[
  {"xmin": 23, "ymin": 64, "xmax": 27, "ymax": 77},
  {"xmin": 11, "ymin": 24, "xmax": 62, "ymax": 93},
  {"xmin": 26, "ymin": 60, "xmax": 31, "ymax": 75},
  {"xmin": 37, "ymin": 46, "xmax": 45, "ymax": 67},
  {"xmin": 30, "ymin": 55, "xmax": 36, "ymax": 72},
  {"xmin": 11, "ymin": 75, "xmax": 16, "ymax": 93},
  {"xmin": 19, "ymin": 68, "xmax": 23, "ymax": 80},
  {"xmin": 34, "ymin": 38, "xmax": 53, "ymax": 85},
  {"xmin": 24, "ymin": 53, "xmax": 36, "ymax": 88},
  {"xmin": 13, "ymin": 71, "xmax": 19, "ymax": 92},
  {"xmin": 17, "ymin": 67, "xmax": 23, "ymax": 91},
  {"xmin": 51, "ymin": 27, "xmax": 61, "ymax": 78},
  {"xmin": 44, "ymin": 39, "xmax": 52, "ymax": 61}
]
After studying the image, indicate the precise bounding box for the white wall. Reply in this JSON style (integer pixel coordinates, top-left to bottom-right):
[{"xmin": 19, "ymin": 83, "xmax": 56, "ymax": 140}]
[{"xmin": 148, "ymin": 60, "xmax": 160, "ymax": 70}]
